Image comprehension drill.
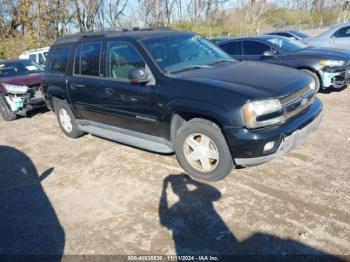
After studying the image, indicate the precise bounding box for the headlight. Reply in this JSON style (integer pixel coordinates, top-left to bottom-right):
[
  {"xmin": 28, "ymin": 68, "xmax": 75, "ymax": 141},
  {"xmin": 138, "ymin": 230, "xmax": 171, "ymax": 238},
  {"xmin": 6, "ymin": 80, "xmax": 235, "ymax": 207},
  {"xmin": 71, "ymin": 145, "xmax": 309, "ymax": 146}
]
[
  {"xmin": 319, "ymin": 60, "xmax": 345, "ymax": 67},
  {"xmin": 242, "ymin": 99, "xmax": 284, "ymax": 129},
  {"xmin": 2, "ymin": 83, "xmax": 29, "ymax": 94}
]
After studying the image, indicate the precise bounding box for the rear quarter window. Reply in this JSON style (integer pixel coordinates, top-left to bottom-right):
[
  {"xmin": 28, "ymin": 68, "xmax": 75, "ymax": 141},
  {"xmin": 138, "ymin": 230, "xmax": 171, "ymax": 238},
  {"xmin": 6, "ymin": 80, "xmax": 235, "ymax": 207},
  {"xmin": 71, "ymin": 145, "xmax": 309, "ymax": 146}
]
[{"xmin": 46, "ymin": 46, "xmax": 70, "ymax": 74}]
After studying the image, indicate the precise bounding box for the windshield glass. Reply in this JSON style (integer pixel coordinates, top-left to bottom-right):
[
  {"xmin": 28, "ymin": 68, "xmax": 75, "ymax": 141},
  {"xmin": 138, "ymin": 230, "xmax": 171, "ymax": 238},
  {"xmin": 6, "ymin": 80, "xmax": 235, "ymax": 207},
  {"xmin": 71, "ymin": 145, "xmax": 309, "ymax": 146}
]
[
  {"xmin": 0, "ymin": 60, "xmax": 43, "ymax": 78},
  {"xmin": 141, "ymin": 34, "xmax": 233, "ymax": 74},
  {"xmin": 266, "ymin": 36, "xmax": 308, "ymax": 52}
]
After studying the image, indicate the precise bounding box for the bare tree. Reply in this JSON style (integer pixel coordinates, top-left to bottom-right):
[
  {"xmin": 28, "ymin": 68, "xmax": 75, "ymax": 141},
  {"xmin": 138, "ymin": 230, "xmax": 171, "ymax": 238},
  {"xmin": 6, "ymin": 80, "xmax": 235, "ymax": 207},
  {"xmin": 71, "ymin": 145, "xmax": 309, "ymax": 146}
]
[{"xmin": 73, "ymin": 0, "xmax": 103, "ymax": 31}]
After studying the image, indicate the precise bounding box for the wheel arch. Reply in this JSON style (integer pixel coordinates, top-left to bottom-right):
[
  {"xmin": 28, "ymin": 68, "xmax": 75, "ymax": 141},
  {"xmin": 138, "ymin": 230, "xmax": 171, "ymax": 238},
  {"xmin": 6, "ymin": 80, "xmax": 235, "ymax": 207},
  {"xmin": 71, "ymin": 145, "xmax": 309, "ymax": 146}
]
[
  {"xmin": 47, "ymin": 87, "xmax": 69, "ymax": 112},
  {"xmin": 167, "ymin": 99, "xmax": 231, "ymax": 146},
  {"xmin": 297, "ymin": 66, "xmax": 323, "ymax": 88}
]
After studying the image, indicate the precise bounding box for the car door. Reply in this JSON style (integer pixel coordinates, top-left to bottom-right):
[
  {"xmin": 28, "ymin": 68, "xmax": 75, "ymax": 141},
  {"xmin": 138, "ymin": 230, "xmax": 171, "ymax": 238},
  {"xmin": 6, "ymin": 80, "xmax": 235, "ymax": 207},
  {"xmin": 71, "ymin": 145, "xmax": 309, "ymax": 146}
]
[
  {"xmin": 100, "ymin": 40, "xmax": 160, "ymax": 136},
  {"xmin": 67, "ymin": 41, "xmax": 106, "ymax": 123},
  {"xmin": 331, "ymin": 26, "xmax": 350, "ymax": 50},
  {"xmin": 219, "ymin": 41, "xmax": 243, "ymax": 60}
]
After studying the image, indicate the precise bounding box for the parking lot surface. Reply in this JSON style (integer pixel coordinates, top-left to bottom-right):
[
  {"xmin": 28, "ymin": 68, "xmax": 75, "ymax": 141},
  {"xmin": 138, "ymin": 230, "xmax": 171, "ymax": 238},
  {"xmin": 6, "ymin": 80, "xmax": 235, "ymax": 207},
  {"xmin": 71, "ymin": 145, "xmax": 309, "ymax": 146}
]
[{"xmin": 0, "ymin": 88, "xmax": 349, "ymax": 258}]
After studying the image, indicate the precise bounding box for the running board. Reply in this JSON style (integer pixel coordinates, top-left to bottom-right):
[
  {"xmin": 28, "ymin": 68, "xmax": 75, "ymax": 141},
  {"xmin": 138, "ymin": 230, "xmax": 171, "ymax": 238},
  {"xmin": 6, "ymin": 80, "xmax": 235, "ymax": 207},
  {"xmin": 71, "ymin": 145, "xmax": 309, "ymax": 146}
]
[{"xmin": 77, "ymin": 120, "xmax": 174, "ymax": 154}]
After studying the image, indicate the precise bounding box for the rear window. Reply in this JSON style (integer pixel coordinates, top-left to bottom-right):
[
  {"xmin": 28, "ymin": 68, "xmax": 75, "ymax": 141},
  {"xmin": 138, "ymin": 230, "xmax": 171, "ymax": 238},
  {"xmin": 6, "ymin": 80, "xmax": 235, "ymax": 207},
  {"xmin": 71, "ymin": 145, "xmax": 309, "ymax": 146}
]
[
  {"xmin": 0, "ymin": 60, "xmax": 43, "ymax": 78},
  {"xmin": 46, "ymin": 46, "xmax": 70, "ymax": 74},
  {"xmin": 74, "ymin": 42, "xmax": 101, "ymax": 76}
]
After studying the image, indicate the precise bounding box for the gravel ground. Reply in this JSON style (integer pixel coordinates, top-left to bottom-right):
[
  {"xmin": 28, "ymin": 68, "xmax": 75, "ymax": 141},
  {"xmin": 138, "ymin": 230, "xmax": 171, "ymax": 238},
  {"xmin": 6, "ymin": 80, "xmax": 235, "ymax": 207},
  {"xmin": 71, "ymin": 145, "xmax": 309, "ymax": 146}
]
[{"xmin": 0, "ymin": 87, "xmax": 349, "ymax": 259}]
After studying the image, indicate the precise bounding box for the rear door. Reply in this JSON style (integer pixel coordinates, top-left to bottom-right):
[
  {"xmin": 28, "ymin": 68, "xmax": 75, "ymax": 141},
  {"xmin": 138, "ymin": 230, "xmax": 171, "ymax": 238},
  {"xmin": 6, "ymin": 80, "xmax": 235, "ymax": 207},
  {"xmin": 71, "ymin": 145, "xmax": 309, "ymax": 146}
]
[
  {"xmin": 100, "ymin": 40, "xmax": 160, "ymax": 136},
  {"xmin": 67, "ymin": 41, "xmax": 106, "ymax": 122}
]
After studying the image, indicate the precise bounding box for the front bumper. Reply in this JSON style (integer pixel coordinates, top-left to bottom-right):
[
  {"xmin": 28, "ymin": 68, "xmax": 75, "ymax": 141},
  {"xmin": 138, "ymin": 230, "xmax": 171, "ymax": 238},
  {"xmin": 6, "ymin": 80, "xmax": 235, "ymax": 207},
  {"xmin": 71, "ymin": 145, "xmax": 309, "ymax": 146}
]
[
  {"xmin": 224, "ymin": 97, "xmax": 323, "ymax": 167},
  {"xmin": 319, "ymin": 65, "xmax": 350, "ymax": 89},
  {"xmin": 2, "ymin": 89, "xmax": 45, "ymax": 116}
]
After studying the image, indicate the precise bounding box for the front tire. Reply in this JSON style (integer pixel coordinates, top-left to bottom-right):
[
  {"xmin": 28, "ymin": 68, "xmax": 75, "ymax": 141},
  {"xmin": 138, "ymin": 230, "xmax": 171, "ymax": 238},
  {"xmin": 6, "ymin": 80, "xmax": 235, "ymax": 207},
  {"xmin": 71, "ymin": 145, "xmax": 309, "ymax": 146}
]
[
  {"xmin": 54, "ymin": 99, "xmax": 83, "ymax": 138},
  {"xmin": 175, "ymin": 118, "xmax": 234, "ymax": 181},
  {"xmin": 0, "ymin": 96, "xmax": 17, "ymax": 121}
]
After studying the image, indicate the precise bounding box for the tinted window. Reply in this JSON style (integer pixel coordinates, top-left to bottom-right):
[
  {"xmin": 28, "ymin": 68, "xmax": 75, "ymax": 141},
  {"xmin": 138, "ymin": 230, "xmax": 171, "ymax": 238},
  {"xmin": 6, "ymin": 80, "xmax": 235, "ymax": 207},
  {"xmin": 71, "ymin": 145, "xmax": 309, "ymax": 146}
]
[
  {"xmin": 220, "ymin": 41, "xmax": 242, "ymax": 55},
  {"xmin": 79, "ymin": 43, "xmax": 101, "ymax": 76},
  {"xmin": 277, "ymin": 33, "xmax": 292, "ymax": 38},
  {"xmin": 74, "ymin": 46, "xmax": 82, "ymax": 75},
  {"xmin": 46, "ymin": 47, "xmax": 70, "ymax": 74},
  {"xmin": 290, "ymin": 31, "xmax": 309, "ymax": 38},
  {"xmin": 106, "ymin": 42, "xmax": 145, "ymax": 80},
  {"xmin": 334, "ymin": 26, "xmax": 350, "ymax": 38},
  {"xmin": 0, "ymin": 60, "xmax": 43, "ymax": 78},
  {"xmin": 243, "ymin": 41, "xmax": 271, "ymax": 55}
]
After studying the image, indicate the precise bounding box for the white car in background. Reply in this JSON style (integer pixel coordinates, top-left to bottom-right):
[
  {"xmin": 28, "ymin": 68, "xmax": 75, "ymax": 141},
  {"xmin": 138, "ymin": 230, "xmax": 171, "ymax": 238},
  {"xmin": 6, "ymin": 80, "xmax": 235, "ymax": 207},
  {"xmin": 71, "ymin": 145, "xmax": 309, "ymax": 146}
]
[
  {"xmin": 304, "ymin": 23, "xmax": 350, "ymax": 50},
  {"xmin": 19, "ymin": 47, "xmax": 49, "ymax": 66}
]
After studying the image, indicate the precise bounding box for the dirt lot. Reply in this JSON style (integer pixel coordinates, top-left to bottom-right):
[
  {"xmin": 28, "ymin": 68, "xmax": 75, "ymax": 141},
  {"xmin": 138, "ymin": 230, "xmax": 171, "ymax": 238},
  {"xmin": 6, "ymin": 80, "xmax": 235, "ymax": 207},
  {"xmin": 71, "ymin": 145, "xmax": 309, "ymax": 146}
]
[{"xmin": 0, "ymin": 87, "xmax": 349, "ymax": 259}]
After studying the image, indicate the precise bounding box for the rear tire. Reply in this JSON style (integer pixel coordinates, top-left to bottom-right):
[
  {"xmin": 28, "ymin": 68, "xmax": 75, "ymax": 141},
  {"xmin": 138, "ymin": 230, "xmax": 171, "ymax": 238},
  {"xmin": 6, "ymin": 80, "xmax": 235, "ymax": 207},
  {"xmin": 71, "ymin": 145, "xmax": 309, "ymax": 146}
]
[
  {"xmin": 0, "ymin": 96, "xmax": 17, "ymax": 121},
  {"xmin": 175, "ymin": 118, "xmax": 234, "ymax": 181},
  {"xmin": 54, "ymin": 99, "xmax": 83, "ymax": 138},
  {"xmin": 302, "ymin": 69, "xmax": 321, "ymax": 92}
]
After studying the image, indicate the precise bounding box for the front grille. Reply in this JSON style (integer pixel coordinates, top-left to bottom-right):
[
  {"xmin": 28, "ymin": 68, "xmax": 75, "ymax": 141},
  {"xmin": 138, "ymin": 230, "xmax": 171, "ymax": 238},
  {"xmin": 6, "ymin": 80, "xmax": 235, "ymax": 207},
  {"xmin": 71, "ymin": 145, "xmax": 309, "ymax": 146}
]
[{"xmin": 280, "ymin": 85, "xmax": 314, "ymax": 120}]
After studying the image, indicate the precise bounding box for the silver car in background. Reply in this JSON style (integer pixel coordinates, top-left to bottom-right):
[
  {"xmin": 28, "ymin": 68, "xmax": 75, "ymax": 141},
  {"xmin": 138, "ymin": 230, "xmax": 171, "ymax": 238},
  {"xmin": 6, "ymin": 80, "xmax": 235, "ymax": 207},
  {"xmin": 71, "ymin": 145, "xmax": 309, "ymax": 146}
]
[{"xmin": 304, "ymin": 23, "xmax": 350, "ymax": 50}]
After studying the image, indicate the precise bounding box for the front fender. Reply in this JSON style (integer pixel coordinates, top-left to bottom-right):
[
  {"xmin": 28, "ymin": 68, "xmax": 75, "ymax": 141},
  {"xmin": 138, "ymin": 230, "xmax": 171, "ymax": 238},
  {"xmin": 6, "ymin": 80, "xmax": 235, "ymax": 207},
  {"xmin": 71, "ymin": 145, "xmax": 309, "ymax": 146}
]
[{"xmin": 164, "ymin": 98, "xmax": 241, "ymax": 128}]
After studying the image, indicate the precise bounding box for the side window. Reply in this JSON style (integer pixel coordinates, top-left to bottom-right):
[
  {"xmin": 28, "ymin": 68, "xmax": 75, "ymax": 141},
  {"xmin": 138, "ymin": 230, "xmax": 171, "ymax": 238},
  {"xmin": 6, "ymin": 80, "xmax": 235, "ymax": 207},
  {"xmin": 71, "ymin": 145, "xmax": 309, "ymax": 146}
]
[
  {"xmin": 79, "ymin": 43, "xmax": 101, "ymax": 76},
  {"xmin": 29, "ymin": 54, "xmax": 37, "ymax": 62},
  {"xmin": 220, "ymin": 41, "xmax": 242, "ymax": 55},
  {"xmin": 333, "ymin": 26, "xmax": 350, "ymax": 38},
  {"xmin": 278, "ymin": 33, "xmax": 292, "ymax": 38},
  {"xmin": 74, "ymin": 45, "xmax": 82, "ymax": 75},
  {"xmin": 38, "ymin": 53, "xmax": 45, "ymax": 65},
  {"xmin": 243, "ymin": 41, "xmax": 271, "ymax": 55},
  {"xmin": 46, "ymin": 47, "xmax": 70, "ymax": 74},
  {"xmin": 106, "ymin": 41, "xmax": 145, "ymax": 80}
]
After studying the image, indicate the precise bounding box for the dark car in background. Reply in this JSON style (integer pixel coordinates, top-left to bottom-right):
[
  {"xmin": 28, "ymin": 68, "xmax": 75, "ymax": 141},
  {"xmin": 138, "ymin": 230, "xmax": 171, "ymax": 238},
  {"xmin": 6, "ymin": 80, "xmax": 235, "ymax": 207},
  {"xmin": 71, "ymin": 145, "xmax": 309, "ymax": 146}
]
[
  {"xmin": 216, "ymin": 35, "xmax": 350, "ymax": 91},
  {"xmin": 266, "ymin": 30, "xmax": 310, "ymax": 41},
  {"xmin": 0, "ymin": 59, "xmax": 45, "ymax": 121},
  {"xmin": 42, "ymin": 29, "xmax": 322, "ymax": 181}
]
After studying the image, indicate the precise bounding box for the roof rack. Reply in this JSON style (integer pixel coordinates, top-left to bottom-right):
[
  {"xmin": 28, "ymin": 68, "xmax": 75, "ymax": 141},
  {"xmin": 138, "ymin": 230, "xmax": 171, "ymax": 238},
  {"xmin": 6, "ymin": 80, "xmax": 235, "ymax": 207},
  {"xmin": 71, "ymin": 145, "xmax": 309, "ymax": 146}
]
[{"xmin": 53, "ymin": 27, "xmax": 174, "ymax": 44}]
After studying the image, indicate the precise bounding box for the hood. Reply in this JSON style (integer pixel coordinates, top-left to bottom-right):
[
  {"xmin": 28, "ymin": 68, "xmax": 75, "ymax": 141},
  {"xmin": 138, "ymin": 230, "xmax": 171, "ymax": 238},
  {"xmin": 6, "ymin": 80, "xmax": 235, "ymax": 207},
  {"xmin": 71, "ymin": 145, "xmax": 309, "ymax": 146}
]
[
  {"xmin": 0, "ymin": 73, "xmax": 42, "ymax": 87},
  {"xmin": 289, "ymin": 47, "xmax": 350, "ymax": 60},
  {"xmin": 176, "ymin": 61, "xmax": 312, "ymax": 100}
]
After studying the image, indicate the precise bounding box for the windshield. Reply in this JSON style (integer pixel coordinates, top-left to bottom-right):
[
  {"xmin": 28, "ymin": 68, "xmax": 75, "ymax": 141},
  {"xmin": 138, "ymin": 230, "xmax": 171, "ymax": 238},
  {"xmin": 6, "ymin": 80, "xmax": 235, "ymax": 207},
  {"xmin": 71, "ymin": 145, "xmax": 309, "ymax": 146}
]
[
  {"xmin": 0, "ymin": 60, "xmax": 43, "ymax": 78},
  {"xmin": 290, "ymin": 31, "xmax": 309, "ymax": 39},
  {"xmin": 141, "ymin": 34, "xmax": 233, "ymax": 74},
  {"xmin": 266, "ymin": 36, "xmax": 308, "ymax": 52}
]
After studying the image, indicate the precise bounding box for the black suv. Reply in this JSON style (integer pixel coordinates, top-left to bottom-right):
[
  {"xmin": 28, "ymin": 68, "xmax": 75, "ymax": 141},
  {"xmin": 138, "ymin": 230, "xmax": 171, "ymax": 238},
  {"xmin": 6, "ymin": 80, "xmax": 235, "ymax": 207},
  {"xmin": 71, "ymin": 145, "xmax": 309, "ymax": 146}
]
[{"xmin": 42, "ymin": 28, "xmax": 323, "ymax": 181}]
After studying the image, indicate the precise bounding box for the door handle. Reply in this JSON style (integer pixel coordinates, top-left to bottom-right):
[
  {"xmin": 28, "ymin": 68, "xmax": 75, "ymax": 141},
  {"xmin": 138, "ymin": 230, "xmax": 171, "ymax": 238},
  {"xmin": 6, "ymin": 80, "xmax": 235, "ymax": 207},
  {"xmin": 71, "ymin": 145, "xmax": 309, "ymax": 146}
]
[
  {"xmin": 105, "ymin": 88, "xmax": 115, "ymax": 96},
  {"xmin": 70, "ymin": 84, "xmax": 86, "ymax": 90}
]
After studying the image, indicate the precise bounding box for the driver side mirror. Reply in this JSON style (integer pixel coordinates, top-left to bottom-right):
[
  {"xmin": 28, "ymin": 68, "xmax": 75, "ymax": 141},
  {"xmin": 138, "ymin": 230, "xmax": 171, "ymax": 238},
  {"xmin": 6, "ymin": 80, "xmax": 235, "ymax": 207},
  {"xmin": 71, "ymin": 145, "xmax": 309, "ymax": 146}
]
[
  {"xmin": 128, "ymin": 67, "xmax": 151, "ymax": 85},
  {"xmin": 262, "ymin": 51, "xmax": 276, "ymax": 59}
]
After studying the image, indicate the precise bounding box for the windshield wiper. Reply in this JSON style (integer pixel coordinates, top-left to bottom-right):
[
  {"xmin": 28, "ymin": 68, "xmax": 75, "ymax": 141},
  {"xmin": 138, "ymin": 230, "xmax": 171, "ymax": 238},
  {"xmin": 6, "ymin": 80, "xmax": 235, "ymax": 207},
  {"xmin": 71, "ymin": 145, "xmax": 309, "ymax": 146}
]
[
  {"xmin": 208, "ymin": 59, "xmax": 235, "ymax": 66},
  {"xmin": 171, "ymin": 64, "xmax": 212, "ymax": 74}
]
